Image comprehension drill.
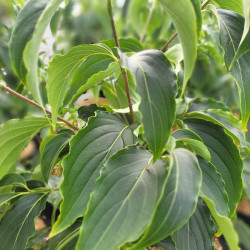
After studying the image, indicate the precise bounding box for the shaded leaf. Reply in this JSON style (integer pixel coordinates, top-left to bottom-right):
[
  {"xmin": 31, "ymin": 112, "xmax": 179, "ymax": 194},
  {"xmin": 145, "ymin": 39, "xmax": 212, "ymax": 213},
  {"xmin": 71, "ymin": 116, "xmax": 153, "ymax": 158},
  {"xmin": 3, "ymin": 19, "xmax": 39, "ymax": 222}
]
[
  {"xmin": 51, "ymin": 112, "xmax": 134, "ymax": 236},
  {"xmin": 173, "ymin": 199, "xmax": 216, "ymax": 250},
  {"xmin": 132, "ymin": 148, "xmax": 202, "ymax": 248},
  {"xmin": 123, "ymin": 50, "xmax": 176, "ymax": 161},
  {"xmin": 76, "ymin": 147, "xmax": 168, "ymax": 250},
  {"xmin": 0, "ymin": 173, "xmax": 26, "ymax": 188},
  {"xmin": 9, "ymin": 0, "xmax": 63, "ymax": 103},
  {"xmin": 185, "ymin": 119, "xmax": 243, "ymax": 216},
  {"xmin": 0, "ymin": 193, "xmax": 48, "ymax": 250},
  {"xmin": 0, "ymin": 117, "xmax": 49, "ymax": 179},
  {"xmin": 234, "ymin": 218, "xmax": 250, "ymax": 250},
  {"xmin": 153, "ymin": 237, "xmax": 176, "ymax": 250},
  {"xmin": 40, "ymin": 129, "xmax": 74, "ymax": 182},
  {"xmin": 78, "ymin": 104, "xmax": 106, "ymax": 122}
]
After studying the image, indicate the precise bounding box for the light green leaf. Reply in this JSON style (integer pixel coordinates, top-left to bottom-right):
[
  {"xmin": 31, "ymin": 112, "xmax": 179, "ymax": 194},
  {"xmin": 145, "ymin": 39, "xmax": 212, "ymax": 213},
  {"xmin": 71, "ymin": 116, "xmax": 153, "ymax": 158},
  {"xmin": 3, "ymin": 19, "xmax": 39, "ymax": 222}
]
[
  {"xmin": 0, "ymin": 193, "xmax": 48, "ymax": 250},
  {"xmin": 9, "ymin": 0, "xmax": 63, "ymax": 104},
  {"xmin": 64, "ymin": 54, "xmax": 116, "ymax": 105},
  {"xmin": 185, "ymin": 119, "xmax": 243, "ymax": 216},
  {"xmin": 165, "ymin": 44, "xmax": 183, "ymax": 66},
  {"xmin": 0, "ymin": 173, "xmax": 26, "ymax": 188},
  {"xmin": 212, "ymin": 8, "xmax": 250, "ymax": 129},
  {"xmin": 51, "ymin": 112, "xmax": 134, "ymax": 236},
  {"xmin": 190, "ymin": 0, "xmax": 202, "ymax": 35},
  {"xmin": 199, "ymin": 158, "xmax": 229, "ymax": 217},
  {"xmin": 46, "ymin": 44, "xmax": 116, "ymax": 125},
  {"xmin": 212, "ymin": 0, "xmax": 243, "ymax": 16},
  {"xmin": 123, "ymin": 50, "xmax": 177, "ymax": 161},
  {"xmin": 202, "ymin": 196, "xmax": 240, "ymax": 250},
  {"xmin": 76, "ymin": 147, "xmax": 168, "ymax": 250},
  {"xmin": 132, "ymin": 148, "xmax": 202, "ymax": 248},
  {"xmin": 232, "ymin": 0, "xmax": 250, "ymax": 63},
  {"xmin": 172, "ymin": 129, "xmax": 211, "ymax": 161},
  {"xmin": 0, "ymin": 117, "xmax": 50, "ymax": 179},
  {"xmin": 40, "ymin": 129, "xmax": 74, "ymax": 182},
  {"xmin": 159, "ymin": 0, "xmax": 197, "ymax": 95},
  {"xmin": 173, "ymin": 199, "xmax": 216, "ymax": 250},
  {"xmin": 72, "ymin": 61, "xmax": 120, "ymax": 105}
]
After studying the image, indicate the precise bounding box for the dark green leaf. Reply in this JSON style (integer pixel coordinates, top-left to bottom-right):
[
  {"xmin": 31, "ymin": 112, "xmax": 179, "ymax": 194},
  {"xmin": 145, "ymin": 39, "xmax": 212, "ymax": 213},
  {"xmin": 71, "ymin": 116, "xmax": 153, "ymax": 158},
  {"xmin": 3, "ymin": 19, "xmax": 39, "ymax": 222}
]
[
  {"xmin": 153, "ymin": 237, "xmax": 176, "ymax": 250},
  {"xmin": 234, "ymin": 218, "xmax": 250, "ymax": 249},
  {"xmin": 191, "ymin": 0, "xmax": 202, "ymax": 35},
  {"xmin": 78, "ymin": 104, "xmax": 106, "ymax": 122},
  {"xmin": 40, "ymin": 130, "xmax": 74, "ymax": 182},
  {"xmin": 123, "ymin": 50, "xmax": 177, "ymax": 161},
  {"xmin": 185, "ymin": 119, "xmax": 243, "ymax": 216},
  {"xmin": 0, "ymin": 173, "xmax": 26, "ymax": 188},
  {"xmin": 0, "ymin": 193, "xmax": 48, "ymax": 250},
  {"xmin": 9, "ymin": 0, "xmax": 63, "ymax": 103},
  {"xmin": 76, "ymin": 147, "xmax": 168, "ymax": 250},
  {"xmin": 0, "ymin": 117, "xmax": 50, "ymax": 179},
  {"xmin": 51, "ymin": 112, "xmax": 134, "ymax": 236},
  {"xmin": 173, "ymin": 199, "xmax": 216, "ymax": 250},
  {"xmin": 132, "ymin": 148, "xmax": 202, "ymax": 248}
]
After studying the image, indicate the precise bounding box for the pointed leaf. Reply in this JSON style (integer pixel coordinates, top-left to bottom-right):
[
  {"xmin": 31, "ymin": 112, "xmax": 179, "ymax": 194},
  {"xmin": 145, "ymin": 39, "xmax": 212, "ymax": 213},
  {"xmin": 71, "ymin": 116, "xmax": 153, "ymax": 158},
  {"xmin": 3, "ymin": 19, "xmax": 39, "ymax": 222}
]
[
  {"xmin": 173, "ymin": 199, "xmax": 216, "ymax": 250},
  {"xmin": 159, "ymin": 0, "xmax": 197, "ymax": 93},
  {"xmin": 40, "ymin": 129, "xmax": 74, "ymax": 182},
  {"xmin": 132, "ymin": 148, "xmax": 202, "ymax": 248},
  {"xmin": 123, "ymin": 50, "xmax": 177, "ymax": 160},
  {"xmin": 51, "ymin": 112, "xmax": 134, "ymax": 236},
  {"xmin": 0, "ymin": 193, "xmax": 48, "ymax": 250},
  {"xmin": 0, "ymin": 117, "xmax": 50, "ymax": 178},
  {"xmin": 212, "ymin": 0, "xmax": 243, "ymax": 16},
  {"xmin": 172, "ymin": 129, "xmax": 211, "ymax": 161},
  {"xmin": 212, "ymin": 8, "xmax": 250, "ymax": 128},
  {"xmin": 9, "ymin": 0, "xmax": 63, "ymax": 104},
  {"xmin": 76, "ymin": 147, "xmax": 168, "ymax": 250},
  {"xmin": 185, "ymin": 119, "xmax": 243, "ymax": 216},
  {"xmin": 202, "ymin": 196, "xmax": 240, "ymax": 250},
  {"xmin": 46, "ymin": 44, "xmax": 116, "ymax": 124},
  {"xmin": 199, "ymin": 158, "xmax": 229, "ymax": 217}
]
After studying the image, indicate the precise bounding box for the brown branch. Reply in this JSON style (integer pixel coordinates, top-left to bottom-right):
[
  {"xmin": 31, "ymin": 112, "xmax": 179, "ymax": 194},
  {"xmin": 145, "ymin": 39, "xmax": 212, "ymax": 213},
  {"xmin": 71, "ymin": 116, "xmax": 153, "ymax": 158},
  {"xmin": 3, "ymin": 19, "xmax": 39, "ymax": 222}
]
[
  {"xmin": 161, "ymin": 0, "xmax": 211, "ymax": 52},
  {"xmin": 0, "ymin": 83, "xmax": 77, "ymax": 131},
  {"xmin": 107, "ymin": 0, "xmax": 135, "ymax": 124}
]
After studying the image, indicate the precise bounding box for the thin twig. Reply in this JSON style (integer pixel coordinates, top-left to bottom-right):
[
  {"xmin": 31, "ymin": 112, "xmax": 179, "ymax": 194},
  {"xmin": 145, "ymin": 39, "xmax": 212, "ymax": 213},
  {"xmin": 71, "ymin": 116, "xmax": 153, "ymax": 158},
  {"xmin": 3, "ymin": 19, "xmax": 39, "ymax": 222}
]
[
  {"xmin": 107, "ymin": 0, "xmax": 135, "ymax": 124},
  {"xmin": 161, "ymin": 0, "xmax": 211, "ymax": 52},
  {"xmin": 0, "ymin": 83, "xmax": 77, "ymax": 131}
]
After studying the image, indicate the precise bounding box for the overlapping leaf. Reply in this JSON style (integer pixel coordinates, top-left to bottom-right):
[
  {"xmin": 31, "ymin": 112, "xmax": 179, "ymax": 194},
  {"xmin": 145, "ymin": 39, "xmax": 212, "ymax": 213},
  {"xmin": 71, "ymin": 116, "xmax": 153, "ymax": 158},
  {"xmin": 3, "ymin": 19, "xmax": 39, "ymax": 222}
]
[
  {"xmin": 0, "ymin": 193, "xmax": 48, "ymax": 250},
  {"xmin": 123, "ymin": 50, "xmax": 177, "ymax": 161},
  {"xmin": 173, "ymin": 199, "xmax": 216, "ymax": 250},
  {"xmin": 159, "ymin": 0, "xmax": 197, "ymax": 94},
  {"xmin": 132, "ymin": 148, "xmax": 202, "ymax": 248},
  {"xmin": 46, "ymin": 44, "xmax": 116, "ymax": 124},
  {"xmin": 185, "ymin": 119, "xmax": 243, "ymax": 215},
  {"xmin": 0, "ymin": 117, "xmax": 50, "ymax": 178},
  {"xmin": 212, "ymin": 0, "xmax": 243, "ymax": 16},
  {"xmin": 76, "ymin": 147, "xmax": 168, "ymax": 250},
  {"xmin": 51, "ymin": 112, "xmax": 134, "ymax": 236},
  {"xmin": 9, "ymin": 0, "xmax": 63, "ymax": 103}
]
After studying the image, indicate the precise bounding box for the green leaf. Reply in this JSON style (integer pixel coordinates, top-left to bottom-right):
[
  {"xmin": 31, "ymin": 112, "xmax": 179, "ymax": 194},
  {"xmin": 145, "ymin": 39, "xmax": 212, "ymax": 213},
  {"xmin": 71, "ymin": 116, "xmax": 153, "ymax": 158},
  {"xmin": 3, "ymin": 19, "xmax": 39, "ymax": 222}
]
[
  {"xmin": 232, "ymin": 0, "xmax": 250, "ymax": 63},
  {"xmin": 78, "ymin": 104, "xmax": 106, "ymax": 122},
  {"xmin": 76, "ymin": 147, "xmax": 168, "ymax": 250},
  {"xmin": 0, "ymin": 193, "xmax": 25, "ymax": 207},
  {"xmin": 234, "ymin": 218, "xmax": 250, "ymax": 249},
  {"xmin": 202, "ymin": 196, "xmax": 240, "ymax": 250},
  {"xmin": 190, "ymin": 0, "xmax": 202, "ymax": 35},
  {"xmin": 123, "ymin": 50, "xmax": 177, "ymax": 161},
  {"xmin": 40, "ymin": 129, "xmax": 74, "ymax": 182},
  {"xmin": 51, "ymin": 112, "xmax": 134, "ymax": 236},
  {"xmin": 185, "ymin": 119, "xmax": 243, "ymax": 216},
  {"xmin": 199, "ymin": 158, "xmax": 229, "ymax": 217},
  {"xmin": 159, "ymin": 0, "xmax": 197, "ymax": 95},
  {"xmin": 153, "ymin": 237, "xmax": 176, "ymax": 250},
  {"xmin": 72, "ymin": 60, "xmax": 120, "ymax": 105},
  {"xmin": 64, "ymin": 54, "xmax": 115, "ymax": 105},
  {"xmin": 0, "ymin": 173, "xmax": 26, "ymax": 188},
  {"xmin": 212, "ymin": 8, "xmax": 250, "ymax": 129},
  {"xmin": 212, "ymin": 0, "xmax": 243, "ymax": 16},
  {"xmin": 165, "ymin": 44, "xmax": 183, "ymax": 66},
  {"xmin": 173, "ymin": 199, "xmax": 216, "ymax": 250},
  {"xmin": 46, "ymin": 44, "xmax": 116, "ymax": 125},
  {"xmin": 0, "ymin": 117, "xmax": 50, "ymax": 179},
  {"xmin": 101, "ymin": 38, "xmax": 143, "ymax": 52},
  {"xmin": 9, "ymin": 0, "xmax": 63, "ymax": 104},
  {"xmin": 132, "ymin": 148, "xmax": 202, "ymax": 248},
  {"xmin": 184, "ymin": 109, "xmax": 245, "ymax": 145},
  {"xmin": 0, "ymin": 193, "xmax": 48, "ymax": 250},
  {"xmin": 172, "ymin": 129, "xmax": 211, "ymax": 161}
]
